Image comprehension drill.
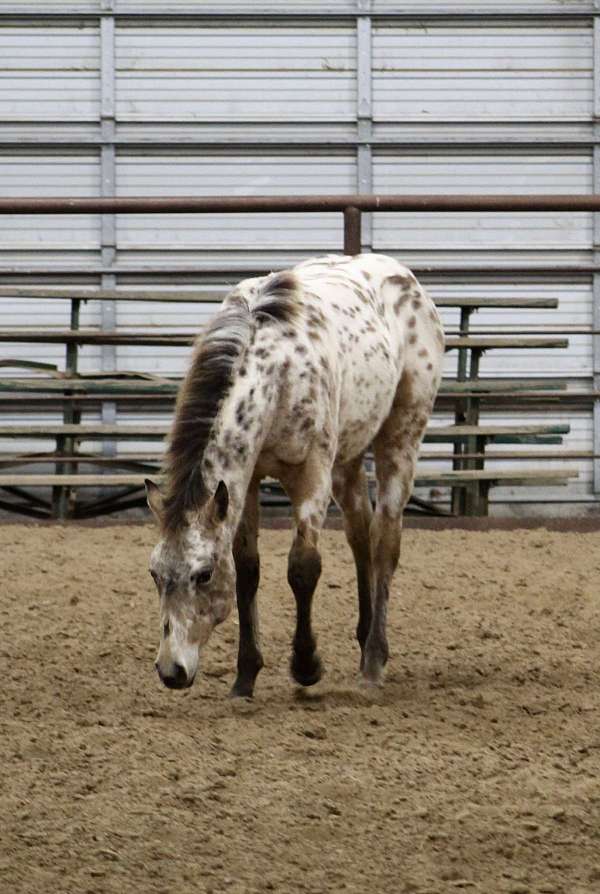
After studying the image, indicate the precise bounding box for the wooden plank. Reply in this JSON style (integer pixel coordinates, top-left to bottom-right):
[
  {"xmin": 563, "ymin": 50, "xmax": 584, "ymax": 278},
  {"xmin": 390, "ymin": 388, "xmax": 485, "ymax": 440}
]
[
  {"xmin": 0, "ymin": 454, "xmax": 163, "ymax": 466},
  {"xmin": 0, "ymin": 330, "xmax": 196, "ymax": 347},
  {"xmin": 0, "ymin": 422, "xmax": 569, "ymax": 439},
  {"xmin": 0, "ymin": 287, "xmax": 224, "ymax": 303},
  {"xmin": 0, "ymin": 378, "xmax": 572, "ymax": 401},
  {"xmin": 414, "ymin": 475, "xmax": 573, "ymax": 487},
  {"xmin": 0, "ymin": 395, "xmax": 173, "ymax": 404},
  {"xmin": 0, "ymin": 289, "xmax": 559, "ymax": 310},
  {"xmin": 0, "ymin": 474, "xmax": 153, "ymax": 486},
  {"xmin": 433, "ymin": 297, "xmax": 559, "ymax": 309},
  {"xmin": 0, "ymin": 331, "xmax": 570, "ymax": 350},
  {"xmin": 0, "ymin": 378, "xmax": 179, "ymax": 394},
  {"xmin": 1, "ymin": 449, "xmax": 593, "ymax": 466},
  {"xmin": 0, "ymin": 377, "xmax": 570, "ymax": 395},
  {"xmin": 0, "ymin": 359, "xmax": 60, "ymax": 372},
  {"xmin": 0, "ymin": 424, "xmax": 169, "ymax": 438},
  {"xmin": 482, "ymin": 435, "xmax": 564, "ymax": 445},
  {"xmin": 428, "ymin": 424, "xmax": 570, "ymax": 436},
  {"xmin": 422, "ymin": 450, "xmax": 594, "ymax": 461},
  {"xmin": 445, "ymin": 337, "xmax": 569, "ymax": 350},
  {"xmin": 440, "ymin": 378, "xmax": 567, "ymax": 393},
  {"xmin": 0, "ymin": 468, "xmax": 577, "ymax": 488},
  {"xmin": 414, "ymin": 469, "xmax": 577, "ymax": 482},
  {"xmin": 448, "ymin": 328, "xmax": 599, "ymax": 336}
]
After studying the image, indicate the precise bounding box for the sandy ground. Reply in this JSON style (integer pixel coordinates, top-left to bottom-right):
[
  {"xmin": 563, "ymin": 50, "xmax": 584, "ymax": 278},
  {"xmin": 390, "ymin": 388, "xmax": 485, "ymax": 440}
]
[{"xmin": 1, "ymin": 523, "xmax": 600, "ymax": 894}]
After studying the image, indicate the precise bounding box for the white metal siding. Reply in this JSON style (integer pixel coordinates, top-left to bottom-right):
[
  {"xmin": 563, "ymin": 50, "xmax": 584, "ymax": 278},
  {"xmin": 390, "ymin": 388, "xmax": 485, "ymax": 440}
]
[
  {"xmin": 374, "ymin": 2, "xmax": 593, "ymax": 10},
  {"xmin": 373, "ymin": 152, "xmax": 593, "ymax": 254},
  {"xmin": 0, "ymin": 154, "xmax": 101, "ymax": 256},
  {"xmin": 115, "ymin": 26, "xmax": 356, "ymax": 122},
  {"xmin": 0, "ymin": 25, "xmax": 100, "ymax": 120},
  {"xmin": 115, "ymin": 152, "xmax": 353, "ymax": 253},
  {"xmin": 373, "ymin": 24, "xmax": 593, "ymax": 121}
]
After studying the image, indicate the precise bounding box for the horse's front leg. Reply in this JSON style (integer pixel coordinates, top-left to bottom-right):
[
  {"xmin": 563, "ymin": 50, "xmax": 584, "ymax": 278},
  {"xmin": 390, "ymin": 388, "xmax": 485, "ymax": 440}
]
[
  {"xmin": 231, "ymin": 477, "xmax": 263, "ymax": 698},
  {"xmin": 280, "ymin": 453, "xmax": 332, "ymax": 687}
]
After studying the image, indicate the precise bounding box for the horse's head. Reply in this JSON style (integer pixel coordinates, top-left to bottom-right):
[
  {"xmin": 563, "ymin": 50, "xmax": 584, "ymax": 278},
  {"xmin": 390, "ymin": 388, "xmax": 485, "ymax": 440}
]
[{"xmin": 145, "ymin": 479, "xmax": 235, "ymax": 689}]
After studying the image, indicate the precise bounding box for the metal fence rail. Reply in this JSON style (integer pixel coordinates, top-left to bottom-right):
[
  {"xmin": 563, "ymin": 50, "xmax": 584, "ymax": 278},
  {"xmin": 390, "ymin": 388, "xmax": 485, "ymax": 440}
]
[{"xmin": 1, "ymin": 193, "xmax": 600, "ymax": 257}]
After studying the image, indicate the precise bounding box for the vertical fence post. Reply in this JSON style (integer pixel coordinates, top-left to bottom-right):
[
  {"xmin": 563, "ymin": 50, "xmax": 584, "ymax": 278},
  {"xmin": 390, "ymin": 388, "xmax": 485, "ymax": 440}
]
[
  {"xmin": 343, "ymin": 206, "xmax": 362, "ymax": 255},
  {"xmin": 451, "ymin": 306, "xmax": 473, "ymax": 514},
  {"xmin": 357, "ymin": 0, "xmax": 373, "ymax": 251},
  {"xmin": 101, "ymin": 2, "xmax": 117, "ymax": 462},
  {"xmin": 52, "ymin": 299, "xmax": 81, "ymax": 520}
]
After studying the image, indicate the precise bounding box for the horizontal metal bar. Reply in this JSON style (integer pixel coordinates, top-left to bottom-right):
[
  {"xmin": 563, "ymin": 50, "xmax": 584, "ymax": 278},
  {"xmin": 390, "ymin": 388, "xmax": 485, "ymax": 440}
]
[
  {"xmin": 0, "ymin": 8, "xmax": 594, "ymax": 20},
  {"xmin": 2, "ymin": 194, "xmax": 600, "ymax": 214},
  {"xmin": 0, "ymin": 265, "xmax": 597, "ymax": 279}
]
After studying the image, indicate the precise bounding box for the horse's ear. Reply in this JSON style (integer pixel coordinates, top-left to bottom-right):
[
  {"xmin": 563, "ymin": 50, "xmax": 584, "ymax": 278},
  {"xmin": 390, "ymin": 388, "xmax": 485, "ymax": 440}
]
[
  {"xmin": 145, "ymin": 478, "xmax": 164, "ymax": 524},
  {"xmin": 212, "ymin": 480, "xmax": 229, "ymax": 523}
]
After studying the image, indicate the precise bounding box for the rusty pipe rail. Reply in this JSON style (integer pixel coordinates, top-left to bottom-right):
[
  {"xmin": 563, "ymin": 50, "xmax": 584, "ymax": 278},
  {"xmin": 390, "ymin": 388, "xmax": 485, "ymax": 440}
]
[
  {"xmin": 3, "ymin": 193, "xmax": 600, "ymax": 256},
  {"xmin": 1, "ymin": 194, "xmax": 600, "ymax": 214}
]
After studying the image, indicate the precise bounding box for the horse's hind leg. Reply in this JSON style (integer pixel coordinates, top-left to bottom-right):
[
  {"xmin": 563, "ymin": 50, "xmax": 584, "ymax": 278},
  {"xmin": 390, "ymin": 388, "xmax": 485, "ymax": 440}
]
[
  {"xmin": 363, "ymin": 371, "xmax": 433, "ymax": 685},
  {"xmin": 279, "ymin": 452, "xmax": 332, "ymax": 687},
  {"xmin": 231, "ymin": 476, "xmax": 263, "ymax": 698},
  {"xmin": 332, "ymin": 457, "xmax": 373, "ymax": 669}
]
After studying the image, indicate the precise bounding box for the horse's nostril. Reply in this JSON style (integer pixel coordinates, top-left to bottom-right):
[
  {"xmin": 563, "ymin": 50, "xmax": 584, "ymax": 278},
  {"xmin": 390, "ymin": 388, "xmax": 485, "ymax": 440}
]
[
  {"xmin": 157, "ymin": 661, "xmax": 189, "ymax": 689},
  {"xmin": 173, "ymin": 663, "xmax": 187, "ymax": 686}
]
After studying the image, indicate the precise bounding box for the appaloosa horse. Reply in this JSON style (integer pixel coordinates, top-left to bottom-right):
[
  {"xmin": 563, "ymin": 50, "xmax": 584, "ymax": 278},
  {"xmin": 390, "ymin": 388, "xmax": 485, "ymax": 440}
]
[{"xmin": 145, "ymin": 253, "xmax": 444, "ymax": 696}]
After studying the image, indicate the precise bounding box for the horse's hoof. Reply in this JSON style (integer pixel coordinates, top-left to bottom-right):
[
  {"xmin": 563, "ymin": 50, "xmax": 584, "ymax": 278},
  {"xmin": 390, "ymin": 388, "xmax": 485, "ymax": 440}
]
[
  {"xmin": 359, "ymin": 674, "xmax": 384, "ymax": 690},
  {"xmin": 360, "ymin": 658, "xmax": 386, "ymax": 688},
  {"xmin": 229, "ymin": 679, "xmax": 255, "ymax": 699},
  {"xmin": 291, "ymin": 652, "xmax": 324, "ymax": 687}
]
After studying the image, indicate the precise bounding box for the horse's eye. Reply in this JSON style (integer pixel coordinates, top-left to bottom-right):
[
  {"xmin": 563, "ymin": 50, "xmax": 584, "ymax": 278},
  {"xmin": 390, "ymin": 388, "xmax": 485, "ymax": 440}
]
[{"xmin": 192, "ymin": 568, "xmax": 213, "ymax": 587}]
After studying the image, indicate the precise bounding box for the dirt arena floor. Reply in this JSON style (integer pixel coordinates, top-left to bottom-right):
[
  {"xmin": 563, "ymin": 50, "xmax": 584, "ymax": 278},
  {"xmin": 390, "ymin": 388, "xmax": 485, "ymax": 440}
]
[{"xmin": 2, "ymin": 523, "xmax": 600, "ymax": 894}]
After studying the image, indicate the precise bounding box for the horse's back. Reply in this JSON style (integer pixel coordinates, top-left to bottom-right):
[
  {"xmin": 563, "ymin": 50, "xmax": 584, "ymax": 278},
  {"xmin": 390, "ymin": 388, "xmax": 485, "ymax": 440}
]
[
  {"xmin": 292, "ymin": 254, "xmax": 443, "ymax": 462},
  {"xmin": 233, "ymin": 254, "xmax": 444, "ymax": 467}
]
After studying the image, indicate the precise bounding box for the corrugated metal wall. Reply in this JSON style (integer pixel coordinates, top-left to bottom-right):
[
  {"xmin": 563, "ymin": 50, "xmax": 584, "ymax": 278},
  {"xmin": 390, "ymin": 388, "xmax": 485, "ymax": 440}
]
[{"xmin": 0, "ymin": 1, "xmax": 598, "ymax": 511}]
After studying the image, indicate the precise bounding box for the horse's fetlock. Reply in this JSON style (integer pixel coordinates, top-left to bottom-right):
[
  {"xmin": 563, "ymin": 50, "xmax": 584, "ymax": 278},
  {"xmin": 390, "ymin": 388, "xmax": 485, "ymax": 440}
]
[
  {"xmin": 356, "ymin": 619, "xmax": 371, "ymax": 650},
  {"xmin": 364, "ymin": 633, "xmax": 389, "ymax": 673}
]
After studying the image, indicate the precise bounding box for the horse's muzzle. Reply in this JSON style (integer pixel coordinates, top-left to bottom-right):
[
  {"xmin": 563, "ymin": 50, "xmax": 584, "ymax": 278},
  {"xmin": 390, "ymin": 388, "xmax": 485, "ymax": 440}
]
[{"xmin": 155, "ymin": 661, "xmax": 194, "ymax": 690}]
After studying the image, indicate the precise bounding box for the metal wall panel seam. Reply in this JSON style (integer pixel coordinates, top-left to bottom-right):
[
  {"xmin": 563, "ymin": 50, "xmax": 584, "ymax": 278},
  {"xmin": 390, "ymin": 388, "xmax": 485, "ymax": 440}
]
[
  {"xmin": 4, "ymin": 134, "xmax": 600, "ymax": 149},
  {"xmin": 357, "ymin": 0, "xmax": 372, "ymax": 250},
  {"xmin": 101, "ymin": 3, "xmax": 117, "ymax": 454},
  {"xmin": 0, "ymin": 9, "xmax": 597, "ymax": 22}
]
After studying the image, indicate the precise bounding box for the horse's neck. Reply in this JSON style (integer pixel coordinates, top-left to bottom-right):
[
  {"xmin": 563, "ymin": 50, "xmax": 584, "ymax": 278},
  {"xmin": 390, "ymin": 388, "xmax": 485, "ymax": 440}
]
[{"xmin": 202, "ymin": 360, "xmax": 277, "ymax": 529}]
